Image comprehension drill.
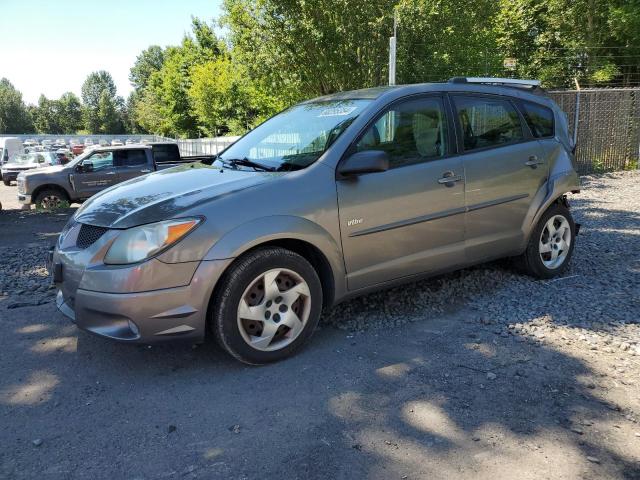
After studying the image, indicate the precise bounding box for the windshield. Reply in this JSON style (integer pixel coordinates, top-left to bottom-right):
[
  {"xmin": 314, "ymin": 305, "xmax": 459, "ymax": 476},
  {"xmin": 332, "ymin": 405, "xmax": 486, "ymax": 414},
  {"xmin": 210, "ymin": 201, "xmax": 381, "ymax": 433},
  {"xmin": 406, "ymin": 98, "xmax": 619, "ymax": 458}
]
[
  {"xmin": 218, "ymin": 99, "xmax": 371, "ymax": 171},
  {"xmin": 12, "ymin": 153, "xmax": 58, "ymax": 165}
]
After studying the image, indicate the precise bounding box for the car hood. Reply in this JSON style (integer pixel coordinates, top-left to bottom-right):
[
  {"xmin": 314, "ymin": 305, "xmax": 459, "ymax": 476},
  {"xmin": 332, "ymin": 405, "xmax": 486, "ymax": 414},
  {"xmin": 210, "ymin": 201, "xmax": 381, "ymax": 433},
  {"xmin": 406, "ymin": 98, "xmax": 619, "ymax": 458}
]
[
  {"xmin": 74, "ymin": 163, "xmax": 279, "ymax": 229},
  {"xmin": 20, "ymin": 164, "xmax": 67, "ymax": 176},
  {"xmin": 2, "ymin": 162, "xmax": 41, "ymax": 170}
]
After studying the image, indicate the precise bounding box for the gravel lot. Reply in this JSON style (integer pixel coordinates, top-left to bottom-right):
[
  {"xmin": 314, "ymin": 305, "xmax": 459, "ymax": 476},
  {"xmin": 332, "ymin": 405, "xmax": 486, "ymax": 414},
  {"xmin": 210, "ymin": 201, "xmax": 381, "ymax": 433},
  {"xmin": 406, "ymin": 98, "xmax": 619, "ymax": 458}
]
[{"xmin": 0, "ymin": 172, "xmax": 639, "ymax": 479}]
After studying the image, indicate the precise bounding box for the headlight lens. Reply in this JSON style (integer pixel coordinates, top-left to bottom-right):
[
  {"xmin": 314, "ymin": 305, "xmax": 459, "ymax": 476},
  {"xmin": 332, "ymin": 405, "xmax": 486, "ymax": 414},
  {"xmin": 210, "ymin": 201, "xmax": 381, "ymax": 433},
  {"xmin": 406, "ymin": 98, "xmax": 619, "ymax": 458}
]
[{"xmin": 104, "ymin": 218, "xmax": 201, "ymax": 265}]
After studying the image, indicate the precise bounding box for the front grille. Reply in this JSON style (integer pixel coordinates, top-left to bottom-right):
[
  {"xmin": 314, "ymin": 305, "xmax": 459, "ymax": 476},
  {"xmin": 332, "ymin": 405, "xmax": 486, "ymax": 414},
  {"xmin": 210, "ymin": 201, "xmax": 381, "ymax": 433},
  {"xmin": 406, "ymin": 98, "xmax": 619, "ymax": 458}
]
[{"xmin": 76, "ymin": 224, "xmax": 109, "ymax": 249}]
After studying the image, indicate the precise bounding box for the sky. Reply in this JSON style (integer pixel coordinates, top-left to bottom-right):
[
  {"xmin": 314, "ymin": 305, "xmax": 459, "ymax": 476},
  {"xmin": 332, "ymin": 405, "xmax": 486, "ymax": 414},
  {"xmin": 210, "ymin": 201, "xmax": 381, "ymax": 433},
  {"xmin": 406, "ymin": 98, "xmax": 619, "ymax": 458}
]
[{"xmin": 0, "ymin": 0, "xmax": 222, "ymax": 104}]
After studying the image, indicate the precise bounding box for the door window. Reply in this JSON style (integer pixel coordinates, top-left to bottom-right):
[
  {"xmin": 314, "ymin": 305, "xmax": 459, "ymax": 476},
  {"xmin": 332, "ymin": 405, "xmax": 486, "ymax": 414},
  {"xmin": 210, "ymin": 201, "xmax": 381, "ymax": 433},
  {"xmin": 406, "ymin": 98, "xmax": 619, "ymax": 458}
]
[
  {"xmin": 520, "ymin": 101, "xmax": 554, "ymax": 138},
  {"xmin": 453, "ymin": 96, "xmax": 524, "ymax": 151},
  {"xmin": 83, "ymin": 151, "xmax": 114, "ymax": 171},
  {"xmin": 116, "ymin": 149, "xmax": 147, "ymax": 167},
  {"xmin": 356, "ymin": 97, "xmax": 448, "ymax": 168}
]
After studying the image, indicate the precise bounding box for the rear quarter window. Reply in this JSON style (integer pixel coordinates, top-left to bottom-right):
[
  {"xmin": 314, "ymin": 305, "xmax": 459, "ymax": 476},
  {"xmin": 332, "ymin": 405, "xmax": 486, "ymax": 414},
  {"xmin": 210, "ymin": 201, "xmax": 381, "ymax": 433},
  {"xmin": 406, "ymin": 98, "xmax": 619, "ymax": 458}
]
[{"xmin": 521, "ymin": 102, "xmax": 555, "ymax": 138}]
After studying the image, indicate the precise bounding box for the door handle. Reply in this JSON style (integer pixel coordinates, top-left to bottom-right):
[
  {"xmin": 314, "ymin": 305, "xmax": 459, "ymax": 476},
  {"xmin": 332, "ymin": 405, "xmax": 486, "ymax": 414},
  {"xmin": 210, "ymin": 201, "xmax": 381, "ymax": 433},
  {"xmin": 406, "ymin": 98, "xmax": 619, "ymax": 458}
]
[
  {"xmin": 525, "ymin": 156, "xmax": 545, "ymax": 168},
  {"xmin": 106, "ymin": 171, "xmax": 117, "ymax": 175},
  {"xmin": 140, "ymin": 169, "xmax": 151, "ymax": 173},
  {"xmin": 438, "ymin": 171, "xmax": 463, "ymax": 187}
]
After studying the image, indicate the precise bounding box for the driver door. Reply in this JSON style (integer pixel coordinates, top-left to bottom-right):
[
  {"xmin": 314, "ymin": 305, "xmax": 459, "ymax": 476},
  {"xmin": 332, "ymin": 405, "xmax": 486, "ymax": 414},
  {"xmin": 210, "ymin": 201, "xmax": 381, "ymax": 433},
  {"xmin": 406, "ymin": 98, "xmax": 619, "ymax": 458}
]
[
  {"xmin": 337, "ymin": 96, "xmax": 466, "ymax": 291},
  {"xmin": 71, "ymin": 151, "xmax": 119, "ymax": 199}
]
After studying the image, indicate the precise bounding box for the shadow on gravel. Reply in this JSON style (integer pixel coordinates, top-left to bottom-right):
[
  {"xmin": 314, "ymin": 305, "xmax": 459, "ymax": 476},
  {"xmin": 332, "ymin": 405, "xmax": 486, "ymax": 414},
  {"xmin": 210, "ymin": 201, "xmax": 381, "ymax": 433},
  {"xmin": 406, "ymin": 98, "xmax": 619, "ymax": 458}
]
[{"xmin": 2, "ymin": 306, "xmax": 638, "ymax": 479}]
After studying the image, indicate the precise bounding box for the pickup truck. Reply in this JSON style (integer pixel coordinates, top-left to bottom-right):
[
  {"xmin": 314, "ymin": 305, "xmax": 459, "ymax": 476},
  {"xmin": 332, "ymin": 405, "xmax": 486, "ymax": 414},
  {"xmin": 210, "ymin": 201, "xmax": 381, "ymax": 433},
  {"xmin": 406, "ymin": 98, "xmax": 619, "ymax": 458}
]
[{"xmin": 17, "ymin": 143, "xmax": 215, "ymax": 209}]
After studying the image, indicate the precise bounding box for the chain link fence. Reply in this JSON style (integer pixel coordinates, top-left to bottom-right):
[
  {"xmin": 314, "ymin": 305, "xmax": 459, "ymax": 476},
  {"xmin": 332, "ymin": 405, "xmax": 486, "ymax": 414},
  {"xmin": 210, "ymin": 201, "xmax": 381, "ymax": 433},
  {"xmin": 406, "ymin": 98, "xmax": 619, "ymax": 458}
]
[
  {"xmin": 549, "ymin": 88, "xmax": 640, "ymax": 174},
  {"xmin": 176, "ymin": 137, "xmax": 240, "ymax": 156}
]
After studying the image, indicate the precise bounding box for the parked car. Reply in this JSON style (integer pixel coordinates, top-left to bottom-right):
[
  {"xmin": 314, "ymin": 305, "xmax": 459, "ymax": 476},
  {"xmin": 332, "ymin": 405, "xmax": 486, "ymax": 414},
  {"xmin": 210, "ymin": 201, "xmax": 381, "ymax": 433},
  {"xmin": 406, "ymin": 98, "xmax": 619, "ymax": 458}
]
[
  {"xmin": 48, "ymin": 78, "xmax": 580, "ymax": 364},
  {"xmin": 71, "ymin": 144, "xmax": 85, "ymax": 155},
  {"xmin": 17, "ymin": 143, "xmax": 214, "ymax": 208},
  {"xmin": 111, "ymin": 139, "xmax": 124, "ymax": 146},
  {"xmin": 84, "ymin": 139, "xmax": 94, "ymax": 147},
  {"xmin": 125, "ymin": 139, "xmax": 137, "ymax": 145},
  {"xmin": 1, "ymin": 152, "xmax": 61, "ymax": 185},
  {"xmin": 0, "ymin": 137, "xmax": 25, "ymax": 181}
]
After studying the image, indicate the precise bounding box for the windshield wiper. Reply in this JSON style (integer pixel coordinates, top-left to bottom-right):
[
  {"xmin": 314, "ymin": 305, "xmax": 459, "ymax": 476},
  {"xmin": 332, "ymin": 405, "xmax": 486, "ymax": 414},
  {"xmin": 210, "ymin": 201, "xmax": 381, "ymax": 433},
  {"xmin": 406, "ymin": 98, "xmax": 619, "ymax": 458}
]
[{"xmin": 222, "ymin": 157, "xmax": 275, "ymax": 172}]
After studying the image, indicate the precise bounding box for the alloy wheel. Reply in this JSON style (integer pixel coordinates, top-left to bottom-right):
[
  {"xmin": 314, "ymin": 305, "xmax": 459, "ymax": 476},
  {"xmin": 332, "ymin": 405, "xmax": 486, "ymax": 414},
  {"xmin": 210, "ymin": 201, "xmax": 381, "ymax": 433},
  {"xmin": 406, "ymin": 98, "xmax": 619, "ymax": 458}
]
[
  {"xmin": 40, "ymin": 195, "xmax": 62, "ymax": 209},
  {"xmin": 539, "ymin": 214, "xmax": 571, "ymax": 269},
  {"xmin": 237, "ymin": 268, "xmax": 311, "ymax": 352}
]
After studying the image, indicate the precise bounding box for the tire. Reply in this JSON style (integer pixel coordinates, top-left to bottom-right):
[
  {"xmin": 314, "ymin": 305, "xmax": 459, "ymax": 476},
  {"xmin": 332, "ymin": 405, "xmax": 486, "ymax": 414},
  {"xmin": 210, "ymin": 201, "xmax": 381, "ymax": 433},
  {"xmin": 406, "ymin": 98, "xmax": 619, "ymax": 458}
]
[
  {"xmin": 34, "ymin": 188, "xmax": 68, "ymax": 210},
  {"xmin": 211, "ymin": 247, "xmax": 323, "ymax": 365},
  {"xmin": 3, "ymin": 179, "xmax": 10, "ymax": 186},
  {"xmin": 518, "ymin": 202, "xmax": 576, "ymax": 279}
]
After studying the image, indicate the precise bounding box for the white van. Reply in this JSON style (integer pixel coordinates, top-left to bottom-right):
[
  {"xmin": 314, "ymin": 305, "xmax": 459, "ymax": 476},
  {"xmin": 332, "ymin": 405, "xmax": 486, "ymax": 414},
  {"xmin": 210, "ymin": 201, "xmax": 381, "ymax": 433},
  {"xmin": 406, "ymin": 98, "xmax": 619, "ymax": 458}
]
[{"xmin": 0, "ymin": 137, "xmax": 25, "ymax": 172}]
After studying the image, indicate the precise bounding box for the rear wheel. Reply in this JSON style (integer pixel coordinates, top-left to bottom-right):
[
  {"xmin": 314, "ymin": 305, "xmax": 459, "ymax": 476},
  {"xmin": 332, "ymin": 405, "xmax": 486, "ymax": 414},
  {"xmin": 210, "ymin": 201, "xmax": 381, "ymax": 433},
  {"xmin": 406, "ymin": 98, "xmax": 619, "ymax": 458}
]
[
  {"xmin": 34, "ymin": 188, "xmax": 68, "ymax": 210},
  {"xmin": 211, "ymin": 247, "xmax": 322, "ymax": 365},
  {"xmin": 3, "ymin": 179, "xmax": 10, "ymax": 186},
  {"xmin": 518, "ymin": 202, "xmax": 576, "ymax": 279}
]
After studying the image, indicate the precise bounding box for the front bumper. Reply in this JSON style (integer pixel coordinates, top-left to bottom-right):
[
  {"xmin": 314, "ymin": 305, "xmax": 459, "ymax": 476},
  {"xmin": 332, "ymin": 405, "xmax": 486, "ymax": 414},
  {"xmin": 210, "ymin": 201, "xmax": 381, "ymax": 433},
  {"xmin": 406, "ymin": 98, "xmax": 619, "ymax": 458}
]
[
  {"xmin": 52, "ymin": 237, "xmax": 233, "ymax": 343},
  {"xmin": 17, "ymin": 193, "xmax": 32, "ymax": 205},
  {"xmin": 1, "ymin": 171, "xmax": 19, "ymax": 182}
]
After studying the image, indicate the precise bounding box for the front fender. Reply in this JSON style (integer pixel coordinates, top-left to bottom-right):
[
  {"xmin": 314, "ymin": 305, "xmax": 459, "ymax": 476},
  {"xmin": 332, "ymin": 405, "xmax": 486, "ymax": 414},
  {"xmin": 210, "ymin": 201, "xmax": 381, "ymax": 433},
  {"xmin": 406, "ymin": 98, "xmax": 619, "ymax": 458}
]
[{"xmin": 203, "ymin": 215, "xmax": 347, "ymax": 301}]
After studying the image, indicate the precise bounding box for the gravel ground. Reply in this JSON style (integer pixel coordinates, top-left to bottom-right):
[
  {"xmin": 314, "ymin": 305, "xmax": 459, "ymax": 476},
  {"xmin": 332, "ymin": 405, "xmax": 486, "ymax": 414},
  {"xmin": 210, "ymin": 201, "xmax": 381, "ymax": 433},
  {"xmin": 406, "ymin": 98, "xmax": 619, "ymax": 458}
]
[{"xmin": 0, "ymin": 173, "xmax": 639, "ymax": 479}]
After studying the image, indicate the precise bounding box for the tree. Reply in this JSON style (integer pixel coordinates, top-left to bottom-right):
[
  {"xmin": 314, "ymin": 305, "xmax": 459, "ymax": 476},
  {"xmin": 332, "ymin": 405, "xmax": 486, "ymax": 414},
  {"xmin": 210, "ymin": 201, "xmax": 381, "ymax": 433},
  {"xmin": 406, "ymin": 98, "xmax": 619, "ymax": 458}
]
[
  {"xmin": 129, "ymin": 45, "xmax": 165, "ymax": 91},
  {"xmin": 395, "ymin": 0, "xmax": 501, "ymax": 83},
  {"xmin": 129, "ymin": 17, "xmax": 225, "ymax": 137},
  {"xmin": 97, "ymin": 90, "xmax": 122, "ymax": 133},
  {"xmin": 222, "ymin": 0, "xmax": 397, "ymax": 101},
  {"xmin": 189, "ymin": 57, "xmax": 283, "ymax": 135},
  {"xmin": 0, "ymin": 78, "xmax": 33, "ymax": 133},
  {"xmin": 495, "ymin": 0, "xmax": 640, "ymax": 87},
  {"xmin": 33, "ymin": 95, "xmax": 62, "ymax": 134},
  {"xmin": 57, "ymin": 92, "xmax": 83, "ymax": 133},
  {"xmin": 82, "ymin": 71, "xmax": 117, "ymax": 132}
]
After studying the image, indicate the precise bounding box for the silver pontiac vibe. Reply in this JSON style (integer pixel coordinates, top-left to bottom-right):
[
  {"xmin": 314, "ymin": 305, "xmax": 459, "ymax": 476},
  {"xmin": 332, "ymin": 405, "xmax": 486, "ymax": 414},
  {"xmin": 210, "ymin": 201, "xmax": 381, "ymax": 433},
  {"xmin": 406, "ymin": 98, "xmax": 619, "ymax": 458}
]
[{"xmin": 51, "ymin": 78, "xmax": 580, "ymax": 364}]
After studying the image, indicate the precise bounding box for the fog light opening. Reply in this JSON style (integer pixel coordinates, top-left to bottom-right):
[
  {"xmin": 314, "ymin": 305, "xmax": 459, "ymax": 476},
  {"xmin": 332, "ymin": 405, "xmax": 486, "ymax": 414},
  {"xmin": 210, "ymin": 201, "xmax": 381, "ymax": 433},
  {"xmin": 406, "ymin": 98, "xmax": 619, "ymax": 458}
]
[{"xmin": 128, "ymin": 320, "xmax": 140, "ymax": 337}]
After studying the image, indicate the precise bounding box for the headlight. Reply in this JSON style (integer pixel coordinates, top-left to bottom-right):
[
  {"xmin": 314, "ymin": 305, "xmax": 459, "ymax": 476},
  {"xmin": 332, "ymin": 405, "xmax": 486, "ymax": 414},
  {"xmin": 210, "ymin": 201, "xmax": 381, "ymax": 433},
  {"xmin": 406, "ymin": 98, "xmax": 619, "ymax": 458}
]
[{"xmin": 104, "ymin": 218, "xmax": 201, "ymax": 265}]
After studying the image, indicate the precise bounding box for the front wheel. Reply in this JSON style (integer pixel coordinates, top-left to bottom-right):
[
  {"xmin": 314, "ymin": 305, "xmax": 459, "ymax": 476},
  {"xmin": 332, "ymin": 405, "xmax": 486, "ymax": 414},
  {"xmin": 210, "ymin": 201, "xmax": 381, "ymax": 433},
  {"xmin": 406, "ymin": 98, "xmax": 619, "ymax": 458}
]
[
  {"xmin": 3, "ymin": 179, "xmax": 10, "ymax": 186},
  {"xmin": 518, "ymin": 202, "xmax": 576, "ymax": 279},
  {"xmin": 34, "ymin": 188, "xmax": 68, "ymax": 210},
  {"xmin": 211, "ymin": 247, "xmax": 323, "ymax": 365}
]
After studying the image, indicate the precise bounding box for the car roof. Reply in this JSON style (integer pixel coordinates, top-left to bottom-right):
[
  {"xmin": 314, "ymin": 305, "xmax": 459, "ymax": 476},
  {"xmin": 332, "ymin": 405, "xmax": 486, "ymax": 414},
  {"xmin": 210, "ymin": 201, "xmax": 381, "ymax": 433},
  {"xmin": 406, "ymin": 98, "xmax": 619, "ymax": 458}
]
[
  {"xmin": 304, "ymin": 80, "xmax": 555, "ymax": 108},
  {"xmin": 90, "ymin": 144, "xmax": 152, "ymax": 152}
]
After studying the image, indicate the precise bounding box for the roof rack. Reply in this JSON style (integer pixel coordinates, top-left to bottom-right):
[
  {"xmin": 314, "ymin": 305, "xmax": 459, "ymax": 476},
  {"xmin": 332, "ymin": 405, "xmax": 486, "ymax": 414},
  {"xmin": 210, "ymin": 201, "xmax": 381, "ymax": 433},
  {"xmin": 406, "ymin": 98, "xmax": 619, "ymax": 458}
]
[{"xmin": 449, "ymin": 77, "xmax": 541, "ymax": 87}]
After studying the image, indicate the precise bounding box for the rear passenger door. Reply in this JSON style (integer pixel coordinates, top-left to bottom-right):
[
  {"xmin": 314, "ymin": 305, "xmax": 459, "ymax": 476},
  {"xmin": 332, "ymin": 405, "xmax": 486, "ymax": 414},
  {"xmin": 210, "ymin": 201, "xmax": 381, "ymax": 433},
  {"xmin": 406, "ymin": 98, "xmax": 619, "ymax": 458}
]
[
  {"xmin": 115, "ymin": 149, "xmax": 152, "ymax": 182},
  {"xmin": 451, "ymin": 94, "xmax": 548, "ymax": 261}
]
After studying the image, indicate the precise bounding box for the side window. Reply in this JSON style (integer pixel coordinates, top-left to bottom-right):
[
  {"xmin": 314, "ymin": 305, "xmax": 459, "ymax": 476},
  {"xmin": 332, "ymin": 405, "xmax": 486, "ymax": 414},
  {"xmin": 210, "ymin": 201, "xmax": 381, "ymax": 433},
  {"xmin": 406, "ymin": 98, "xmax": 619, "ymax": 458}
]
[
  {"xmin": 453, "ymin": 96, "xmax": 524, "ymax": 151},
  {"xmin": 521, "ymin": 101, "xmax": 554, "ymax": 138},
  {"xmin": 116, "ymin": 149, "xmax": 148, "ymax": 167},
  {"xmin": 152, "ymin": 145, "xmax": 178, "ymax": 163},
  {"xmin": 84, "ymin": 151, "xmax": 114, "ymax": 171},
  {"xmin": 356, "ymin": 97, "xmax": 448, "ymax": 168}
]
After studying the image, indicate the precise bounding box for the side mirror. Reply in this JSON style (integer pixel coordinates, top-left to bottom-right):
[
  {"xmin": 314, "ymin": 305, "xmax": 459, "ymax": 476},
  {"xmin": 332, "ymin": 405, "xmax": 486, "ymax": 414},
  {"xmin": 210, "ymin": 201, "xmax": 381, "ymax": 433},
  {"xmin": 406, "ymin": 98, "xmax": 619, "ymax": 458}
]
[
  {"xmin": 80, "ymin": 161, "xmax": 93, "ymax": 173},
  {"xmin": 338, "ymin": 150, "xmax": 390, "ymax": 177}
]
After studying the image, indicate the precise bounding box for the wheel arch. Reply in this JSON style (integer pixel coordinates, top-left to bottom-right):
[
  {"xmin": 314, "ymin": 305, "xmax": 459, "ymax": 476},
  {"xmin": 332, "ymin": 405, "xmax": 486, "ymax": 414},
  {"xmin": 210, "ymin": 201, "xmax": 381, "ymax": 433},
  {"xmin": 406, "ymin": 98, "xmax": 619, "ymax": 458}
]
[
  {"xmin": 523, "ymin": 170, "xmax": 579, "ymax": 245},
  {"xmin": 32, "ymin": 184, "xmax": 71, "ymax": 203},
  {"xmin": 204, "ymin": 216, "xmax": 346, "ymax": 309}
]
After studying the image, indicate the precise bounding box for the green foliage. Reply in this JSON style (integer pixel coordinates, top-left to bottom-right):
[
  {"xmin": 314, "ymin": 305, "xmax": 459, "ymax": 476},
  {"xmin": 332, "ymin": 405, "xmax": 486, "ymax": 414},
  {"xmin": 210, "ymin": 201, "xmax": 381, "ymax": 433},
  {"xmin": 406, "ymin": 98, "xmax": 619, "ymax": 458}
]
[
  {"xmin": 189, "ymin": 57, "xmax": 284, "ymax": 135},
  {"xmin": 81, "ymin": 71, "xmax": 125, "ymax": 133},
  {"xmin": 0, "ymin": 78, "xmax": 33, "ymax": 133},
  {"xmin": 495, "ymin": 0, "xmax": 640, "ymax": 87},
  {"xmin": 222, "ymin": 0, "xmax": 396, "ymax": 101},
  {"xmin": 129, "ymin": 45, "xmax": 165, "ymax": 91},
  {"xmin": 130, "ymin": 17, "xmax": 231, "ymax": 137},
  {"xmin": 57, "ymin": 92, "xmax": 83, "ymax": 133}
]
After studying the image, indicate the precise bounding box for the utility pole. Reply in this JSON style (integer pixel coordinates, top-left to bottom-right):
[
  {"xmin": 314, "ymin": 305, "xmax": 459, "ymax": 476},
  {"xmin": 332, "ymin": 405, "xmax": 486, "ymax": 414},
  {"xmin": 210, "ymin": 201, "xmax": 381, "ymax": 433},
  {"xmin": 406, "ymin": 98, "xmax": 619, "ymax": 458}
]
[{"xmin": 389, "ymin": 10, "xmax": 398, "ymax": 86}]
